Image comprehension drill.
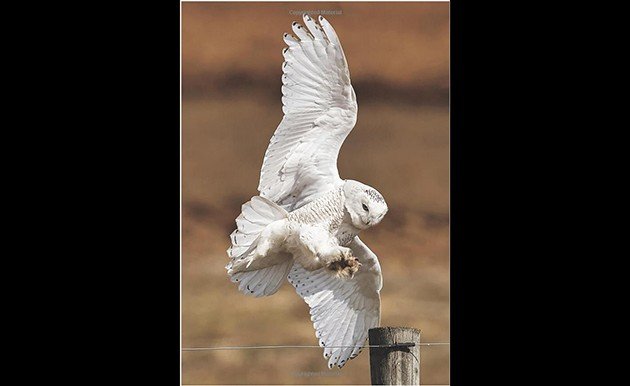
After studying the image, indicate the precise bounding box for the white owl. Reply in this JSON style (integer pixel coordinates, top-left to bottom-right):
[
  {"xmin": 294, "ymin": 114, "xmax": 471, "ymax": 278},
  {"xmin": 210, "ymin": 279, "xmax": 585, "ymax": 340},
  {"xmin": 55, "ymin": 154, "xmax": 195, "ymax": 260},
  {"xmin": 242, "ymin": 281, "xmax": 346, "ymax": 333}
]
[{"xmin": 226, "ymin": 14, "xmax": 388, "ymax": 369}]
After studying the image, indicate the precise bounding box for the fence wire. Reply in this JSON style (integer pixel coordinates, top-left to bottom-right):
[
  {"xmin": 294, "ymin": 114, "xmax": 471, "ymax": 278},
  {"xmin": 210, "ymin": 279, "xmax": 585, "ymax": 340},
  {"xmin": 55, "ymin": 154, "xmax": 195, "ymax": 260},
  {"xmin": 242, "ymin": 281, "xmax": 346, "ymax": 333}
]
[{"xmin": 182, "ymin": 343, "xmax": 449, "ymax": 351}]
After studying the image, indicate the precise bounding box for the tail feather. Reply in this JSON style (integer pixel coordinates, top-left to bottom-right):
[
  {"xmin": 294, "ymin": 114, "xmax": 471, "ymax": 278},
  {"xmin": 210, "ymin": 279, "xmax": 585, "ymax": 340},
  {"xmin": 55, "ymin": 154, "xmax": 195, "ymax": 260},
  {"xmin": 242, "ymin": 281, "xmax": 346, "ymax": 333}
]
[
  {"xmin": 226, "ymin": 196, "xmax": 291, "ymax": 297},
  {"xmin": 231, "ymin": 259, "xmax": 293, "ymax": 297}
]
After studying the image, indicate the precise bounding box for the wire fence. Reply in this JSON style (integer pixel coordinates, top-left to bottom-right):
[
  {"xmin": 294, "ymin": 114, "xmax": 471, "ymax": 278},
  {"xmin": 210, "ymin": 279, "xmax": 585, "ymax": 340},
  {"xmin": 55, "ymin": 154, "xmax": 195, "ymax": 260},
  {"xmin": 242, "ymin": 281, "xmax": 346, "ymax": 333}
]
[{"xmin": 182, "ymin": 342, "xmax": 449, "ymax": 351}]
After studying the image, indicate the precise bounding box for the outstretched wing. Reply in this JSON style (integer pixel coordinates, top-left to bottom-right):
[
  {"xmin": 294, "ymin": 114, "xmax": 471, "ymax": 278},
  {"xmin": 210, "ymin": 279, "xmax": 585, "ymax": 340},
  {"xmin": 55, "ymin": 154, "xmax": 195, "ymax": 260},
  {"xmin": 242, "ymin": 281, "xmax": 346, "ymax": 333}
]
[
  {"xmin": 288, "ymin": 237, "xmax": 382, "ymax": 368},
  {"xmin": 259, "ymin": 14, "xmax": 357, "ymax": 211}
]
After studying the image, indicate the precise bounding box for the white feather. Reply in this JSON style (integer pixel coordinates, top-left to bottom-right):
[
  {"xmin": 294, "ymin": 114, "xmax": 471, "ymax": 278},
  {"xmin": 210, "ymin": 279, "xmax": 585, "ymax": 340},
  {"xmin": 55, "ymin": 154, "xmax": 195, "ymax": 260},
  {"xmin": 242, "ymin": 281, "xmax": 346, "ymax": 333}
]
[
  {"xmin": 287, "ymin": 236, "xmax": 382, "ymax": 368},
  {"xmin": 259, "ymin": 16, "xmax": 357, "ymax": 212},
  {"xmin": 226, "ymin": 197, "xmax": 290, "ymax": 296},
  {"xmin": 303, "ymin": 14, "xmax": 326, "ymax": 41}
]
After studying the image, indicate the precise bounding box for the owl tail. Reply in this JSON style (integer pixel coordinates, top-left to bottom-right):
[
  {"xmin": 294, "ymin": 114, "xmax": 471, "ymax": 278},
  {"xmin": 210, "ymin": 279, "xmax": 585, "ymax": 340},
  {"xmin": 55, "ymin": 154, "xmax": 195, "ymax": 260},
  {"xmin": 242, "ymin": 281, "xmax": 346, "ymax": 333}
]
[{"xmin": 225, "ymin": 196, "xmax": 292, "ymax": 297}]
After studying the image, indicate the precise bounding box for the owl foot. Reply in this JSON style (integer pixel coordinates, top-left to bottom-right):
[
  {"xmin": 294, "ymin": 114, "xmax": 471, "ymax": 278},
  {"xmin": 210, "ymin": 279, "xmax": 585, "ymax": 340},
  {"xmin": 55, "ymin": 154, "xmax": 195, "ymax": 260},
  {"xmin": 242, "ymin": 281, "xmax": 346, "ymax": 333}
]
[{"xmin": 327, "ymin": 254, "xmax": 361, "ymax": 279}]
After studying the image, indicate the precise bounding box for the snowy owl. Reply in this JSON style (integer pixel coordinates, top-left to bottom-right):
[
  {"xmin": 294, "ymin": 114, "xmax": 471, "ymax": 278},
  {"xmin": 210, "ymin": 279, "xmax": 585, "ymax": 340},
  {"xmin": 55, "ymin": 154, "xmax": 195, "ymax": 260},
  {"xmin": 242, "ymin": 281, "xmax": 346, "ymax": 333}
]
[{"xmin": 226, "ymin": 14, "xmax": 388, "ymax": 369}]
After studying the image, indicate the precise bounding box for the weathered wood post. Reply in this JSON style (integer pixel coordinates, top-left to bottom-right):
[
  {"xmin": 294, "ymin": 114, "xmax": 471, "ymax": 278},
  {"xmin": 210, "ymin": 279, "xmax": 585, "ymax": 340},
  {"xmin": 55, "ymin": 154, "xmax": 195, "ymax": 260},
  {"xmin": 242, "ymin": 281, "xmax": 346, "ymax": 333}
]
[{"xmin": 368, "ymin": 327, "xmax": 420, "ymax": 385}]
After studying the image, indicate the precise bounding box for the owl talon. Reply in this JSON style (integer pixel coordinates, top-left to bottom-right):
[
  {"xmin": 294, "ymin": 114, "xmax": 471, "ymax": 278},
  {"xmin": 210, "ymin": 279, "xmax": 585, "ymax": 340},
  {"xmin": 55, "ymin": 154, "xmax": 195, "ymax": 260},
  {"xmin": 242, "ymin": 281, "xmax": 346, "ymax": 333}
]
[{"xmin": 327, "ymin": 254, "xmax": 361, "ymax": 278}]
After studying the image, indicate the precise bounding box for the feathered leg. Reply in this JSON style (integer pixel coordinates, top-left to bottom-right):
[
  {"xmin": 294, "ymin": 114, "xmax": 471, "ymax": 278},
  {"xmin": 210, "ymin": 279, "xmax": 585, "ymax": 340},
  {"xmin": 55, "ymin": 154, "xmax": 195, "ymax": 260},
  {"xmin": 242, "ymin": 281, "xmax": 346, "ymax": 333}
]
[{"xmin": 293, "ymin": 225, "xmax": 361, "ymax": 278}]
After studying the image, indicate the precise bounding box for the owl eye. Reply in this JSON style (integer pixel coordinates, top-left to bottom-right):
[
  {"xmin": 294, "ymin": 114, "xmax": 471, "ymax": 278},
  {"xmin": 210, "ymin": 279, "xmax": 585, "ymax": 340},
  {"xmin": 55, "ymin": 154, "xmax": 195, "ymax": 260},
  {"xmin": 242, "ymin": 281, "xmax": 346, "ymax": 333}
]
[{"xmin": 362, "ymin": 204, "xmax": 369, "ymax": 212}]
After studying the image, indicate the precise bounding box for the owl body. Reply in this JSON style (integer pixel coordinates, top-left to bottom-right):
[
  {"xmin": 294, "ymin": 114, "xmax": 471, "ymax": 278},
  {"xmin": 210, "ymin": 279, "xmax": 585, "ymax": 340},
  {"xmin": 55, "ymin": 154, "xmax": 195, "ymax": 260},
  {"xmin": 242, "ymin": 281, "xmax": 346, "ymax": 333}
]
[
  {"xmin": 227, "ymin": 180, "xmax": 387, "ymax": 278},
  {"xmin": 287, "ymin": 186, "xmax": 360, "ymax": 247},
  {"xmin": 255, "ymin": 186, "xmax": 363, "ymax": 275}
]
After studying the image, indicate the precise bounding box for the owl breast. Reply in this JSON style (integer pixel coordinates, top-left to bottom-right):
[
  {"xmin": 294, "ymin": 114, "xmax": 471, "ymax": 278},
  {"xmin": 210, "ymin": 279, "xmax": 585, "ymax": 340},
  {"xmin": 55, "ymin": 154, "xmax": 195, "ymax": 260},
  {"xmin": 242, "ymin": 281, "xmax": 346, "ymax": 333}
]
[
  {"xmin": 286, "ymin": 187, "xmax": 360, "ymax": 246},
  {"xmin": 335, "ymin": 222, "xmax": 359, "ymax": 246}
]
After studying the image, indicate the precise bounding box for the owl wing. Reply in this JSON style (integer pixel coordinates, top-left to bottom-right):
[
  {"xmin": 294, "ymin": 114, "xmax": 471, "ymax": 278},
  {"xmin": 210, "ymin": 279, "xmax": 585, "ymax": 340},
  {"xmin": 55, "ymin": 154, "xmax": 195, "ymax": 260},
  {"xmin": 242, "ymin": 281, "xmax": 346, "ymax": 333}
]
[
  {"xmin": 288, "ymin": 236, "xmax": 382, "ymax": 368},
  {"xmin": 258, "ymin": 14, "xmax": 357, "ymax": 211}
]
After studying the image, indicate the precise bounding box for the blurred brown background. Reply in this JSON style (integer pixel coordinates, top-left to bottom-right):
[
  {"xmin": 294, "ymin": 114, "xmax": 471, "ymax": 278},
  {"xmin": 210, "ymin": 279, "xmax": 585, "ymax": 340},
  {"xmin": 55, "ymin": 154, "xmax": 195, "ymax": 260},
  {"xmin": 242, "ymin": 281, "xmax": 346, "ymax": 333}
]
[{"xmin": 182, "ymin": 2, "xmax": 449, "ymax": 384}]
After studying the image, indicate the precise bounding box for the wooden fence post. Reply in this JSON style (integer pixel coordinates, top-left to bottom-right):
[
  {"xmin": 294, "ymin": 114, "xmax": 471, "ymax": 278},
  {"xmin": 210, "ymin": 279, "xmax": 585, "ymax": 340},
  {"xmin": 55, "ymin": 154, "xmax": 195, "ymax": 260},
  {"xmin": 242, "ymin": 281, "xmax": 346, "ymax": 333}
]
[{"xmin": 368, "ymin": 327, "xmax": 420, "ymax": 385}]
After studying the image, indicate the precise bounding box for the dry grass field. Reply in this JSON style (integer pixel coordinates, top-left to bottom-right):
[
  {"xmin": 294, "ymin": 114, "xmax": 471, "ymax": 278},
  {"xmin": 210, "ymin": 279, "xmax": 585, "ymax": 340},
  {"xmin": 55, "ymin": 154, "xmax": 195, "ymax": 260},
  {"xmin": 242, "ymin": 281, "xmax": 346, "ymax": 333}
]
[{"xmin": 182, "ymin": 2, "xmax": 449, "ymax": 384}]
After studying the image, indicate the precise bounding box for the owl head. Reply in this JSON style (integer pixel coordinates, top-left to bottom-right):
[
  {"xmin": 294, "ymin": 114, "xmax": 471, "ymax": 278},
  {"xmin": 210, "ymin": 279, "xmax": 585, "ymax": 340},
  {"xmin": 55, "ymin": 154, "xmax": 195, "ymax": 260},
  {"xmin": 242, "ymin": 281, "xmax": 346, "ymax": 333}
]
[{"xmin": 343, "ymin": 180, "xmax": 388, "ymax": 230}]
